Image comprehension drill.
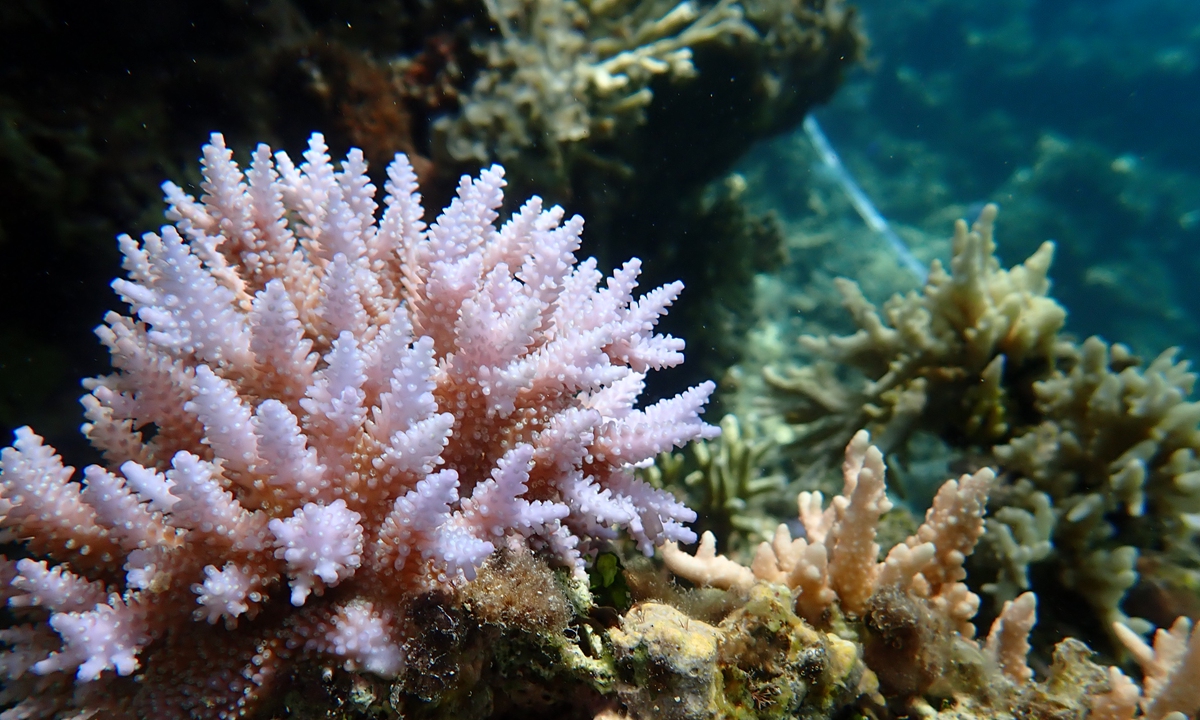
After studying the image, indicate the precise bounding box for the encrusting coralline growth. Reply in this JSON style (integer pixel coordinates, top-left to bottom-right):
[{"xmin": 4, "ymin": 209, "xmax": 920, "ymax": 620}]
[
  {"xmin": 663, "ymin": 430, "xmax": 1200, "ymax": 719},
  {"xmin": 0, "ymin": 132, "xmax": 719, "ymax": 718}
]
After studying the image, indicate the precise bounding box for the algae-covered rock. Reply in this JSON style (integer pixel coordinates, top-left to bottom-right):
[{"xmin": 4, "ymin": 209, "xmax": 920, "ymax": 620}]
[
  {"xmin": 610, "ymin": 584, "xmax": 862, "ymax": 720},
  {"xmin": 610, "ymin": 602, "xmax": 723, "ymax": 720},
  {"xmin": 716, "ymin": 584, "xmax": 861, "ymax": 720}
]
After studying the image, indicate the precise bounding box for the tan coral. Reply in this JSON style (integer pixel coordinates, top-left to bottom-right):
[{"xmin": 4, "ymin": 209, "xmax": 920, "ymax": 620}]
[
  {"xmin": 662, "ymin": 433, "xmax": 1200, "ymax": 720},
  {"xmin": 651, "ymin": 412, "xmax": 787, "ymax": 552},
  {"xmin": 435, "ymin": 0, "xmax": 859, "ymax": 197},
  {"xmin": 884, "ymin": 462, "xmax": 993, "ymax": 636},
  {"xmin": 1089, "ymin": 666, "xmax": 1143, "ymax": 720},
  {"xmin": 437, "ymin": 0, "xmax": 758, "ymax": 167},
  {"xmin": 757, "ymin": 203, "xmax": 1200, "ymax": 646},
  {"xmin": 1110, "ymin": 617, "xmax": 1200, "ymax": 720},
  {"xmin": 664, "ymin": 430, "xmax": 992, "ymax": 628},
  {"xmin": 984, "ymin": 591, "xmax": 1036, "ymax": 683},
  {"xmin": 977, "ymin": 481, "xmax": 1054, "ymax": 602},
  {"xmin": 997, "ymin": 334, "xmax": 1200, "ymax": 631},
  {"xmin": 662, "ymin": 531, "xmax": 756, "ymax": 592},
  {"xmin": 764, "ymin": 204, "xmax": 1066, "ymax": 473}
]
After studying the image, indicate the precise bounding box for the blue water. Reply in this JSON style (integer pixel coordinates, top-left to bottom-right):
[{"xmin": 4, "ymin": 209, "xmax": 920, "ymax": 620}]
[{"xmin": 741, "ymin": 0, "xmax": 1200, "ymax": 360}]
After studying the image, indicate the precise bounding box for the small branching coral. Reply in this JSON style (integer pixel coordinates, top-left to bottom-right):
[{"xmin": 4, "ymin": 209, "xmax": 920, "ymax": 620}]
[
  {"xmin": 0, "ymin": 132, "xmax": 718, "ymax": 718},
  {"xmin": 643, "ymin": 413, "xmax": 786, "ymax": 553},
  {"xmin": 1105, "ymin": 616, "xmax": 1200, "ymax": 720},
  {"xmin": 665, "ymin": 430, "xmax": 994, "ymax": 635},
  {"xmin": 662, "ymin": 431, "xmax": 1200, "ymax": 719}
]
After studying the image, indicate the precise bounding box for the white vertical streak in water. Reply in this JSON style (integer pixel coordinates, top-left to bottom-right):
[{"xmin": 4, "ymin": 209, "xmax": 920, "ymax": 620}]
[{"xmin": 802, "ymin": 115, "xmax": 928, "ymax": 282}]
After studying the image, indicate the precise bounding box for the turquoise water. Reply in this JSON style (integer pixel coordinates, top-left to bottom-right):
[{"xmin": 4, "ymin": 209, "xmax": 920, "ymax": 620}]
[{"xmin": 740, "ymin": 0, "xmax": 1200, "ymax": 361}]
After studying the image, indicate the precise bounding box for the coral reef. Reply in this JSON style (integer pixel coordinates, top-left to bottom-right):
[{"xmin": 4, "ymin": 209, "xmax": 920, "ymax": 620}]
[
  {"xmin": 436, "ymin": 0, "xmax": 756, "ymax": 168},
  {"xmin": 761, "ymin": 204, "xmax": 1063, "ymax": 465},
  {"xmin": 0, "ymin": 132, "xmax": 719, "ymax": 718},
  {"xmin": 0, "ymin": 2, "xmax": 860, "ymax": 465},
  {"xmin": 663, "ymin": 430, "xmax": 1200, "ymax": 719},
  {"xmin": 747, "ymin": 205, "xmax": 1200, "ymax": 652},
  {"xmin": 435, "ymin": 0, "xmax": 857, "ymax": 190},
  {"xmin": 416, "ymin": 0, "xmax": 861, "ymax": 391},
  {"xmin": 665, "ymin": 430, "xmax": 994, "ymax": 633},
  {"xmin": 775, "ymin": 0, "xmax": 1200, "ymax": 363}
]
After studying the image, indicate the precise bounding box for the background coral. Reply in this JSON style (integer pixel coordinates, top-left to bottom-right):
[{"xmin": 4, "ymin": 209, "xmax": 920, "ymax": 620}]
[
  {"xmin": 662, "ymin": 430, "xmax": 1200, "ymax": 720},
  {"xmin": 733, "ymin": 205, "xmax": 1200, "ymax": 654},
  {"xmin": 0, "ymin": 0, "xmax": 859, "ymax": 468},
  {"xmin": 748, "ymin": 0, "xmax": 1200, "ymax": 363},
  {"xmin": 643, "ymin": 413, "xmax": 786, "ymax": 555}
]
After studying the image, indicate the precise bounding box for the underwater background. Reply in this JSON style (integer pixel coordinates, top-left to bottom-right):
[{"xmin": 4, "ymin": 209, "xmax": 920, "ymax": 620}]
[{"xmin": 2, "ymin": 0, "xmax": 1200, "ymax": 717}]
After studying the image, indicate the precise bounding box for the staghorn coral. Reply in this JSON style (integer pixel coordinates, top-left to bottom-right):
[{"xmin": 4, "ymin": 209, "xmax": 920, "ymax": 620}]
[
  {"xmin": 0, "ymin": 132, "xmax": 719, "ymax": 719},
  {"xmin": 755, "ymin": 204, "xmax": 1200, "ymax": 643},
  {"xmin": 762, "ymin": 203, "xmax": 1064, "ymax": 467},
  {"xmin": 993, "ymin": 335, "xmax": 1200, "ymax": 632}
]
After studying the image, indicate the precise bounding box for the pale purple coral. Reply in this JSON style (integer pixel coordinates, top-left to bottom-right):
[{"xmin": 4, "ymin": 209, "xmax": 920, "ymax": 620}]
[
  {"xmin": 0, "ymin": 132, "xmax": 718, "ymax": 719},
  {"xmin": 192, "ymin": 563, "xmax": 256, "ymax": 625}
]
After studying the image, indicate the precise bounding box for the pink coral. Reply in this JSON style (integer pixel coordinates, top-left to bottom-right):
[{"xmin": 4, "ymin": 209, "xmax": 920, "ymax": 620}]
[{"xmin": 0, "ymin": 133, "xmax": 718, "ymax": 718}]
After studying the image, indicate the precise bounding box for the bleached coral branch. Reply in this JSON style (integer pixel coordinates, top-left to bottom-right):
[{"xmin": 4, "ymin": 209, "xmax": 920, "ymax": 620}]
[
  {"xmin": 985, "ymin": 592, "xmax": 1037, "ymax": 683},
  {"xmin": 437, "ymin": 0, "xmax": 758, "ymax": 165},
  {"xmin": 662, "ymin": 530, "xmax": 755, "ymax": 591},
  {"xmin": 825, "ymin": 430, "xmax": 893, "ymax": 615}
]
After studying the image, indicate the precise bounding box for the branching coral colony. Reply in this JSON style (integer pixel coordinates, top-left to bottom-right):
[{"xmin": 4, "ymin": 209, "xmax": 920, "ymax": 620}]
[
  {"xmin": 0, "ymin": 133, "xmax": 721, "ymax": 719},
  {"xmin": 663, "ymin": 430, "xmax": 1200, "ymax": 720},
  {"xmin": 438, "ymin": 0, "xmax": 756, "ymax": 165}
]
